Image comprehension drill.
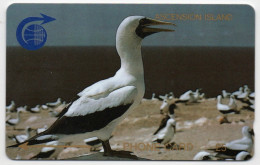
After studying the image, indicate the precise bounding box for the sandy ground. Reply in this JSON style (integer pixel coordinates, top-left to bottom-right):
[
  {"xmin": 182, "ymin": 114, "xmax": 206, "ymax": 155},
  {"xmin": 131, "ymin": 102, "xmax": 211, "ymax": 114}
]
[{"xmin": 6, "ymin": 97, "xmax": 254, "ymax": 160}]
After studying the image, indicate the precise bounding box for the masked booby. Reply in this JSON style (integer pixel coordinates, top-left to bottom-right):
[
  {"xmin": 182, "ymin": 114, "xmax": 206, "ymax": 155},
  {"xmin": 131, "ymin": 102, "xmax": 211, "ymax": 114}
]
[
  {"xmin": 8, "ymin": 16, "xmax": 175, "ymax": 158},
  {"xmin": 209, "ymin": 126, "xmax": 254, "ymax": 158}
]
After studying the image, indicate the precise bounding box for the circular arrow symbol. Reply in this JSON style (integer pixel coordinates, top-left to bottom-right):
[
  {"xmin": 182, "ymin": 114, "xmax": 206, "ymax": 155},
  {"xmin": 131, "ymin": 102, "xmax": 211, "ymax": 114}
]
[{"xmin": 16, "ymin": 13, "xmax": 56, "ymax": 50}]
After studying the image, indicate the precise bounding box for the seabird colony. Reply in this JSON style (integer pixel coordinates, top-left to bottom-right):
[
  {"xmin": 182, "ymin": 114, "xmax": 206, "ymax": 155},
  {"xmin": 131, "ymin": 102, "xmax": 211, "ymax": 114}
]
[{"xmin": 8, "ymin": 16, "xmax": 175, "ymax": 158}]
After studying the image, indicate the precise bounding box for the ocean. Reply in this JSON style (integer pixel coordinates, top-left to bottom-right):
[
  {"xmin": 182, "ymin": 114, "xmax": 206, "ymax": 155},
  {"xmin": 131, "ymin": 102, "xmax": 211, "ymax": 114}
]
[{"xmin": 6, "ymin": 46, "xmax": 254, "ymax": 106}]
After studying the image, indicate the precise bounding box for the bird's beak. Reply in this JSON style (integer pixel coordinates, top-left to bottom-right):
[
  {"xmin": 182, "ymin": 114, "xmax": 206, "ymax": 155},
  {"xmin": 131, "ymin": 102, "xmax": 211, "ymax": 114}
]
[
  {"xmin": 249, "ymin": 129, "xmax": 254, "ymax": 136},
  {"xmin": 142, "ymin": 18, "xmax": 176, "ymax": 33}
]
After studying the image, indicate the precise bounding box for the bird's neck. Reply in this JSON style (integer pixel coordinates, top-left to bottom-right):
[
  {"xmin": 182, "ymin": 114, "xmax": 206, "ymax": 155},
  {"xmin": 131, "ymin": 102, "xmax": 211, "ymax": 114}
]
[{"xmin": 116, "ymin": 35, "xmax": 144, "ymax": 76}]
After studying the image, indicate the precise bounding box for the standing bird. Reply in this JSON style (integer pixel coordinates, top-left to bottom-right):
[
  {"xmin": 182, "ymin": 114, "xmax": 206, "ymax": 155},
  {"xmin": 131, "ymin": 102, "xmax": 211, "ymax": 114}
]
[
  {"xmin": 217, "ymin": 95, "xmax": 238, "ymax": 114},
  {"xmin": 11, "ymin": 127, "xmax": 32, "ymax": 143},
  {"xmin": 29, "ymin": 105, "xmax": 41, "ymax": 113},
  {"xmin": 159, "ymin": 97, "xmax": 168, "ymax": 114},
  {"xmin": 16, "ymin": 106, "xmax": 28, "ymax": 113},
  {"xmin": 6, "ymin": 110, "xmax": 21, "ymax": 126},
  {"xmin": 8, "ymin": 16, "xmax": 175, "ymax": 158},
  {"xmin": 232, "ymin": 87, "xmax": 243, "ymax": 96},
  {"xmin": 6, "ymin": 101, "xmax": 16, "ymax": 113},
  {"xmin": 46, "ymin": 98, "xmax": 62, "ymax": 107},
  {"xmin": 153, "ymin": 103, "xmax": 177, "ymax": 146}
]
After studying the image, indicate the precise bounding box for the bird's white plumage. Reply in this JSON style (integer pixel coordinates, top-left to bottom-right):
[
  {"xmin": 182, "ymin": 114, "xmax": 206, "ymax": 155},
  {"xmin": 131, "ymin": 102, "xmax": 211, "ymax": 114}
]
[
  {"xmin": 30, "ymin": 105, "xmax": 41, "ymax": 113},
  {"xmin": 37, "ymin": 125, "xmax": 48, "ymax": 134},
  {"xmin": 40, "ymin": 140, "xmax": 59, "ymax": 153},
  {"xmin": 6, "ymin": 101, "xmax": 15, "ymax": 112},
  {"xmin": 228, "ymin": 95, "xmax": 237, "ymax": 110},
  {"xmin": 193, "ymin": 151, "xmax": 212, "ymax": 160},
  {"xmin": 235, "ymin": 151, "xmax": 251, "ymax": 160},
  {"xmin": 154, "ymin": 118, "xmax": 176, "ymax": 144},
  {"xmin": 6, "ymin": 110, "xmax": 21, "ymax": 125},
  {"xmin": 232, "ymin": 87, "xmax": 243, "ymax": 96},
  {"xmin": 21, "ymin": 16, "xmax": 148, "ymax": 145},
  {"xmin": 13, "ymin": 127, "xmax": 31, "ymax": 143},
  {"xmin": 65, "ymin": 85, "xmax": 137, "ymax": 117},
  {"xmin": 225, "ymin": 126, "xmax": 253, "ymax": 152},
  {"xmin": 47, "ymin": 98, "xmax": 62, "ymax": 106},
  {"xmin": 217, "ymin": 95, "xmax": 232, "ymax": 111}
]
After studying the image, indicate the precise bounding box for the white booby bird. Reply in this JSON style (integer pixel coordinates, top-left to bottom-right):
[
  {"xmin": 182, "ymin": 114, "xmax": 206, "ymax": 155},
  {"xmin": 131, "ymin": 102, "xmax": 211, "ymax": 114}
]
[
  {"xmin": 30, "ymin": 140, "xmax": 59, "ymax": 159},
  {"xmin": 159, "ymin": 94, "xmax": 168, "ymax": 101},
  {"xmin": 235, "ymin": 151, "xmax": 252, "ymax": 160},
  {"xmin": 193, "ymin": 151, "xmax": 215, "ymax": 160},
  {"xmin": 151, "ymin": 93, "xmax": 158, "ymax": 101},
  {"xmin": 232, "ymin": 87, "xmax": 243, "ymax": 96},
  {"xmin": 175, "ymin": 90, "xmax": 195, "ymax": 104},
  {"xmin": 249, "ymin": 92, "xmax": 255, "ymax": 99},
  {"xmin": 6, "ymin": 110, "xmax": 21, "ymax": 126},
  {"xmin": 46, "ymin": 98, "xmax": 62, "ymax": 107},
  {"xmin": 222, "ymin": 90, "xmax": 231, "ymax": 98},
  {"xmin": 37, "ymin": 125, "xmax": 48, "ymax": 134},
  {"xmin": 209, "ymin": 126, "xmax": 254, "ymax": 157},
  {"xmin": 12, "ymin": 127, "xmax": 32, "ymax": 143},
  {"xmin": 16, "ymin": 106, "xmax": 28, "ymax": 113},
  {"xmin": 29, "ymin": 105, "xmax": 41, "ymax": 113},
  {"xmin": 6, "ymin": 100, "xmax": 16, "ymax": 113},
  {"xmin": 8, "ymin": 16, "xmax": 175, "ymax": 158},
  {"xmin": 236, "ymin": 88, "xmax": 250, "ymax": 100},
  {"xmin": 228, "ymin": 95, "xmax": 237, "ymax": 110},
  {"xmin": 41, "ymin": 105, "xmax": 49, "ymax": 110},
  {"xmin": 159, "ymin": 97, "xmax": 168, "ymax": 114},
  {"xmin": 217, "ymin": 95, "xmax": 238, "ymax": 114},
  {"xmin": 153, "ymin": 103, "xmax": 176, "ymax": 145},
  {"xmin": 168, "ymin": 92, "xmax": 174, "ymax": 100}
]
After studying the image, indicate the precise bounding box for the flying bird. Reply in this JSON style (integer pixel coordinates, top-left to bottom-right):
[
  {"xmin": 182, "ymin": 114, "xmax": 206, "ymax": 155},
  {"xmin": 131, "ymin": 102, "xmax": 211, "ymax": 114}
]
[{"xmin": 8, "ymin": 16, "xmax": 175, "ymax": 158}]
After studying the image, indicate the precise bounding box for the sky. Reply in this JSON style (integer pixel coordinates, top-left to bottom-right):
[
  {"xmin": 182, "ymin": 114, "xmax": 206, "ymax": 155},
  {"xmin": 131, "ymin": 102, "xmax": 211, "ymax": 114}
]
[{"xmin": 7, "ymin": 4, "xmax": 255, "ymax": 47}]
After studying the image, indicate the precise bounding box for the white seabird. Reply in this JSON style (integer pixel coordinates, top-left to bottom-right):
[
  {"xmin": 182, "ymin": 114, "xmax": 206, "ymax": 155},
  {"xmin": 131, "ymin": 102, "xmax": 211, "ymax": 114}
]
[
  {"xmin": 228, "ymin": 95, "xmax": 237, "ymax": 110},
  {"xmin": 168, "ymin": 92, "xmax": 174, "ymax": 100},
  {"xmin": 235, "ymin": 151, "xmax": 252, "ymax": 160},
  {"xmin": 209, "ymin": 126, "xmax": 254, "ymax": 157},
  {"xmin": 41, "ymin": 105, "xmax": 49, "ymax": 110},
  {"xmin": 46, "ymin": 98, "xmax": 62, "ymax": 107},
  {"xmin": 30, "ymin": 140, "xmax": 59, "ymax": 159},
  {"xmin": 217, "ymin": 95, "xmax": 238, "ymax": 114},
  {"xmin": 151, "ymin": 93, "xmax": 158, "ymax": 101},
  {"xmin": 12, "ymin": 127, "xmax": 32, "ymax": 143},
  {"xmin": 232, "ymin": 87, "xmax": 243, "ymax": 96},
  {"xmin": 9, "ymin": 16, "xmax": 175, "ymax": 158},
  {"xmin": 6, "ymin": 100, "xmax": 16, "ymax": 113},
  {"xmin": 29, "ymin": 105, "xmax": 41, "ymax": 113},
  {"xmin": 16, "ymin": 106, "xmax": 28, "ymax": 113},
  {"xmin": 153, "ymin": 103, "xmax": 177, "ymax": 145},
  {"xmin": 176, "ymin": 90, "xmax": 195, "ymax": 104},
  {"xmin": 222, "ymin": 90, "xmax": 231, "ymax": 98},
  {"xmin": 160, "ymin": 98, "xmax": 168, "ymax": 114},
  {"xmin": 6, "ymin": 110, "xmax": 21, "ymax": 126},
  {"xmin": 37, "ymin": 125, "xmax": 48, "ymax": 134},
  {"xmin": 193, "ymin": 151, "xmax": 215, "ymax": 160}
]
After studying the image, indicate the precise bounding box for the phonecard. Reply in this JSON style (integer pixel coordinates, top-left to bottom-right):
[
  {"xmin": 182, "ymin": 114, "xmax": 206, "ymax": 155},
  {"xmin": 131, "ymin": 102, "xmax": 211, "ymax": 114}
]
[{"xmin": 6, "ymin": 3, "xmax": 255, "ymax": 161}]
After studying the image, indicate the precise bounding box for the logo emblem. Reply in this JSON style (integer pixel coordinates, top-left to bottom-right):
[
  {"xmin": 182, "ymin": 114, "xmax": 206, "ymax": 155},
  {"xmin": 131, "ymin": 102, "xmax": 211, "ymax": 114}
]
[{"xmin": 16, "ymin": 14, "xmax": 55, "ymax": 50}]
